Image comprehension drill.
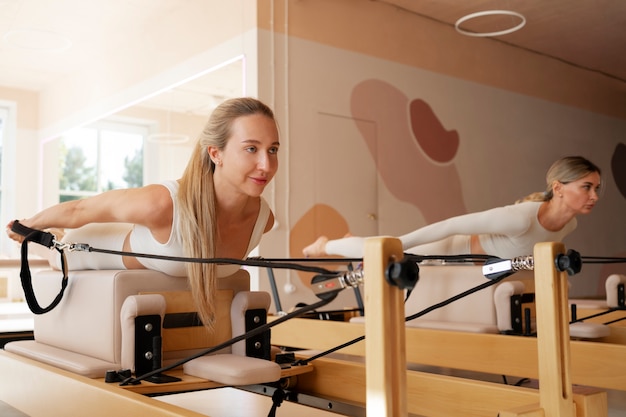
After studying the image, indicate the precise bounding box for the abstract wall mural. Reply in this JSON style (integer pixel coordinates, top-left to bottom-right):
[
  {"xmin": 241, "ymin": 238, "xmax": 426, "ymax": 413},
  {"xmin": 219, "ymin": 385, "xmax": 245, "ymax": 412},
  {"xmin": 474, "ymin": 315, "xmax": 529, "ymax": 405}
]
[
  {"xmin": 612, "ymin": 143, "xmax": 626, "ymax": 199},
  {"xmin": 289, "ymin": 77, "xmax": 626, "ymax": 299},
  {"xmin": 349, "ymin": 79, "xmax": 465, "ymax": 223}
]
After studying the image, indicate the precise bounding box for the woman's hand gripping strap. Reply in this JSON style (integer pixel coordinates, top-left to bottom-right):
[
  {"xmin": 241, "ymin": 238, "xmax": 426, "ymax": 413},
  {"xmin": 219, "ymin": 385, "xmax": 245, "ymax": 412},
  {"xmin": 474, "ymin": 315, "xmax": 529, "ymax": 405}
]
[
  {"xmin": 11, "ymin": 220, "xmax": 69, "ymax": 315},
  {"xmin": 11, "ymin": 220, "xmax": 56, "ymax": 249}
]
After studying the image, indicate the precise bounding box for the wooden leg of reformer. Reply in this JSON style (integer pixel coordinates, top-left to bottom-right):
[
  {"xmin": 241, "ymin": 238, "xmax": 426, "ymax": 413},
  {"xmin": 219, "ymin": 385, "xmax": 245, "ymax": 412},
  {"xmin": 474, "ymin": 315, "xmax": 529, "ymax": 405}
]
[
  {"xmin": 534, "ymin": 242, "xmax": 576, "ymax": 417},
  {"xmin": 500, "ymin": 242, "xmax": 576, "ymax": 417},
  {"xmin": 364, "ymin": 237, "xmax": 407, "ymax": 417}
]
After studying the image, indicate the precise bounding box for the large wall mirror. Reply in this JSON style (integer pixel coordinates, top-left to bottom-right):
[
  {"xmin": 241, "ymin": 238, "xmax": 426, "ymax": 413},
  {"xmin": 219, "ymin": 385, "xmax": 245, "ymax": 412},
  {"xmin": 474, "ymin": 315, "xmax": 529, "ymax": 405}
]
[{"xmin": 41, "ymin": 58, "xmax": 243, "ymax": 207}]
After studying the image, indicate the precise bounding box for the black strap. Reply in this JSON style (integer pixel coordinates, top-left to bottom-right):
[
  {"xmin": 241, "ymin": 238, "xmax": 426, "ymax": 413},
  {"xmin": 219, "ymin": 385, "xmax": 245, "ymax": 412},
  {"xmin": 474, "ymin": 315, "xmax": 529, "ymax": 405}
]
[
  {"xmin": 267, "ymin": 387, "xmax": 285, "ymax": 417},
  {"xmin": 12, "ymin": 220, "xmax": 68, "ymax": 315},
  {"xmin": 11, "ymin": 220, "xmax": 56, "ymax": 249}
]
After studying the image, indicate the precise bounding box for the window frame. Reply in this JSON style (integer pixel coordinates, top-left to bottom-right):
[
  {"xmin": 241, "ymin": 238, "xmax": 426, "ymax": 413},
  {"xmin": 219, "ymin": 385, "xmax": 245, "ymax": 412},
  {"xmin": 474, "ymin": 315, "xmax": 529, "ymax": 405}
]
[
  {"xmin": 58, "ymin": 118, "xmax": 149, "ymax": 201},
  {"xmin": 0, "ymin": 103, "xmax": 17, "ymax": 258}
]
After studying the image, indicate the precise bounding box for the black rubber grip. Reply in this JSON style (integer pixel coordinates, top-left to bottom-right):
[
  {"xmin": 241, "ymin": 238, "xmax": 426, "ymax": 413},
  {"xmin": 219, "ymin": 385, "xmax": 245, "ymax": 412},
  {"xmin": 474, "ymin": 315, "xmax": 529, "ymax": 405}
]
[
  {"xmin": 11, "ymin": 220, "xmax": 35, "ymax": 236},
  {"xmin": 11, "ymin": 220, "xmax": 55, "ymax": 248}
]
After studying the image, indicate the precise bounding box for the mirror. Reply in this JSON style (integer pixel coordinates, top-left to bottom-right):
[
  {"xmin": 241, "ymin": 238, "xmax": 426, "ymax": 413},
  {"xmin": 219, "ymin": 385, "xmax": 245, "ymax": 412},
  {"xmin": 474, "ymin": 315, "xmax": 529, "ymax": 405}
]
[
  {"xmin": 41, "ymin": 58, "xmax": 243, "ymax": 207},
  {"xmin": 117, "ymin": 58, "xmax": 244, "ymax": 185}
]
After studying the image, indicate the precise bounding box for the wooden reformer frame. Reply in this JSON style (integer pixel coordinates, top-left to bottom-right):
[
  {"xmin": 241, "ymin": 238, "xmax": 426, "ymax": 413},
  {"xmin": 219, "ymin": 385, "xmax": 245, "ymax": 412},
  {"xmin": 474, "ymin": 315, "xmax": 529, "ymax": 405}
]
[
  {"xmin": 271, "ymin": 239, "xmax": 615, "ymax": 417},
  {"xmin": 0, "ymin": 239, "xmax": 619, "ymax": 416}
]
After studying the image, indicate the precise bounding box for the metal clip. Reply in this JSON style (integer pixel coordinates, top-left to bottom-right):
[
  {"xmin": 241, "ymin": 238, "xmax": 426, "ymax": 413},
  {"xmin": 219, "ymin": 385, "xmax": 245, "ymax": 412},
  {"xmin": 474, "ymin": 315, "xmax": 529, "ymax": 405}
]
[
  {"xmin": 311, "ymin": 267, "xmax": 365, "ymax": 298},
  {"xmin": 53, "ymin": 240, "xmax": 70, "ymax": 251},
  {"xmin": 53, "ymin": 241, "xmax": 90, "ymax": 252},
  {"xmin": 68, "ymin": 243, "xmax": 91, "ymax": 252}
]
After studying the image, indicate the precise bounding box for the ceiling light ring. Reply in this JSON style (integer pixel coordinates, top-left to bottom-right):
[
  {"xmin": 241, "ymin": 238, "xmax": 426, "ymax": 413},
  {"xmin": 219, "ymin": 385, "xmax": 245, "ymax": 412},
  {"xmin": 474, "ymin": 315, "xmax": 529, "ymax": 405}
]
[{"xmin": 455, "ymin": 10, "xmax": 526, "ymax": 37}]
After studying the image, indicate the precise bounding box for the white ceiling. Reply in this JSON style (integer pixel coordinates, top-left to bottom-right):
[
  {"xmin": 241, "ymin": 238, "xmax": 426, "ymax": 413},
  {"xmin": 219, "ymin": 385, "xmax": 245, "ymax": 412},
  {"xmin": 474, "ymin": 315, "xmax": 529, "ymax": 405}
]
[{"xmin": 1, "ymin": 0, "xmax": 625, "ymax": 115}]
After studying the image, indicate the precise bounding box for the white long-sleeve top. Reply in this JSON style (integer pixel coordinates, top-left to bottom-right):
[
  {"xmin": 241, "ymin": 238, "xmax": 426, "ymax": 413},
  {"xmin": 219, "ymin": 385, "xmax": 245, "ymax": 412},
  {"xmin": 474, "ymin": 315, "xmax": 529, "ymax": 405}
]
[{"xmin": 325, "ymin": 202, "xmax": 577, "ymax": 259}]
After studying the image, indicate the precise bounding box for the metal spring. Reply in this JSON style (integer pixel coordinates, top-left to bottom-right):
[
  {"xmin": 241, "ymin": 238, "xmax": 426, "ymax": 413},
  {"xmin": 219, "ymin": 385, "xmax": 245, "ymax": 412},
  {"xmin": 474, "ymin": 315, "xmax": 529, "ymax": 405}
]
[
  {"xmin": 342, "ymin": 268, "xmax": 365, "ymax": 288},
  {"xmin": 511, "ymin": 255, "xmax": 534, "ymax": 271}
]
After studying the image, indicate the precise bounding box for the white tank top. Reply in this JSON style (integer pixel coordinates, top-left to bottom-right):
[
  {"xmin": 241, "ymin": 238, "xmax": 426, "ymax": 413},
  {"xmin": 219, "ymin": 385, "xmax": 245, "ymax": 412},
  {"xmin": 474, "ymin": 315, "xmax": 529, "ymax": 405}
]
[{"xmin": 129, "ymin": 180, "xmax": 270, "ymax": 277}]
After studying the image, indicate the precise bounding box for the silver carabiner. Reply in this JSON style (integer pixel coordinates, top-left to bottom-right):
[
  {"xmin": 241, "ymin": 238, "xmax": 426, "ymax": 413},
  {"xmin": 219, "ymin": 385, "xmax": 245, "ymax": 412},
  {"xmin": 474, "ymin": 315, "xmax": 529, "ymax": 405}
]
[
  {"xmin": 68, "ymin": 243, "xmax": 91, "ymax": 252},
  {"xmin": 53, "ymin": 240, "xmax": 70, "ymax": 251},
  {"xmin": 52, "ymin": 240, "xmax": 90, "ymax": 252}
]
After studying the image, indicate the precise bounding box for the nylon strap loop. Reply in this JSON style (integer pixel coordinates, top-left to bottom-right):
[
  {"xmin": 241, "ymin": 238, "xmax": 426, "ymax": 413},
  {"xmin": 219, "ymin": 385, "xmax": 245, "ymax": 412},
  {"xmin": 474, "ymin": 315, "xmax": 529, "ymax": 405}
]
[
  {"xmin": 20, "ymin": 237, "xmax": 69, "ymax": 315},
  {"xmin": 12, "ymin": 220, "xmax": 68, "ymax": 315}
]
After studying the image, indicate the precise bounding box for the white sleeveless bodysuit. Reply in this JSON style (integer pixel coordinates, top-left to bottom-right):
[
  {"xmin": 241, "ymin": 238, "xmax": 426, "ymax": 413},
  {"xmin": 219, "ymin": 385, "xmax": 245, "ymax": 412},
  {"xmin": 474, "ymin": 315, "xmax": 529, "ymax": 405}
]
[{"xmin": 130, "ymin": 180, "xmax": 271, "ymax": 277}]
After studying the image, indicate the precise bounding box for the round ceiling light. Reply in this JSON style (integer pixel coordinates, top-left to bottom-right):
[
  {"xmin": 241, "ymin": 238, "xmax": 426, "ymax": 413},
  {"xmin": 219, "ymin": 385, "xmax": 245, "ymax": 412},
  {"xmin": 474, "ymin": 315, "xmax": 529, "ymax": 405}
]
[
  {"xmin": 3, "ymin": 29, "xmax": 72, "ymax": 52},
  {"xmin": 455, "ymin": 10, "xmax": 526, "ymax": 37}
]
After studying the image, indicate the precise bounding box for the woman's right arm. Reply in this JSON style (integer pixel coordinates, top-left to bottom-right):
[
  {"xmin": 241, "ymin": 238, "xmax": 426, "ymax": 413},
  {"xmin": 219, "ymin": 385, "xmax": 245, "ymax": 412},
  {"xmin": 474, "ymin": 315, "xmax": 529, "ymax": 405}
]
[{"xmin": 6, "ymin": 185, "xmax": 173, "ymax": 243}]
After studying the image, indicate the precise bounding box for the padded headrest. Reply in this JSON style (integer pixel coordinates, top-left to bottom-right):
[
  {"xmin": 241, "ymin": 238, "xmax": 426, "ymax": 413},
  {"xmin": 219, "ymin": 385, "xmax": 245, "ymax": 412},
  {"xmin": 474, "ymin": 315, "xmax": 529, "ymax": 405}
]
[
  {"xmin": 605, "ymin": 274, "xmax": 626, "ymax": 308},
  {"xmin": 120, "ymin": 294, "xmax": 167, "ymax": 371},
  {"xmin": 493, "ymin": 281, "xmax": 527, "ymax": 332},
  {"xmin": 231, "ymin": 291, "xmax": 271, "ymax": 357}
]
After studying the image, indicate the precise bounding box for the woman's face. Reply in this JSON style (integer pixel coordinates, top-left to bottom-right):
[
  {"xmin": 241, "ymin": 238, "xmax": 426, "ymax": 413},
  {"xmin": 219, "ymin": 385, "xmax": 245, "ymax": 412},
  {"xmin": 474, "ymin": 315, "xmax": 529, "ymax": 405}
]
[
  {"xmin": 559, "ymin": 171, "xmax": 601, "ymax": 214},
  {"xmin": 212, "ymin": 113, "xmax": 280, "ymax": 198}
]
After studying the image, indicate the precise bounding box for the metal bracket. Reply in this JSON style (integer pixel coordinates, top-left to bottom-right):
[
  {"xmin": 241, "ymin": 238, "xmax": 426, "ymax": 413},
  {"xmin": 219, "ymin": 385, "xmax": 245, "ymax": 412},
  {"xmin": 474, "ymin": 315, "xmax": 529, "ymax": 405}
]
[
  {"xmin": 510, "ymin": 293, "xmax": 535, "ymax": 335},
  {"xmin": 245, "ymin": 308, "xmax": 271, "ymax": 360},
  {"xmin": 134, "ymin": 314, "xmax": 162, "ymax": 377}
]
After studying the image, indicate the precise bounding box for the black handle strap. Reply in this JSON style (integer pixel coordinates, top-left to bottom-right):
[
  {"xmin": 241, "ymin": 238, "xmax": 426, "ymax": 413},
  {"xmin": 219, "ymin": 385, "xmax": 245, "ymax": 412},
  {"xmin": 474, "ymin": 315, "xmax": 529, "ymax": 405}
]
[
  {"xmin": 12, "ymin": 220, "xmax": 68, "ymax": 315},
  {"xmin": 11, "ymin": 220, "xmax": 56, "ymax": 249}
]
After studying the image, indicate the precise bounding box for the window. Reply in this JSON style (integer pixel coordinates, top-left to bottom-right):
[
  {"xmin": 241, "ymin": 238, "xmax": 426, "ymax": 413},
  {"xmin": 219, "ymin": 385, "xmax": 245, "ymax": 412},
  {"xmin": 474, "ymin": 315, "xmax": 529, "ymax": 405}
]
[
  {"xmin": 59, "ymin": 120, "xmax": 147, "ymax": 202},
  {"xmin": 0, "ymin": 104, "xmax": 17, "ymax": 259},
  {"xmin": 0, "ymin": 110, "xmax": 4, "ymax": 202}
]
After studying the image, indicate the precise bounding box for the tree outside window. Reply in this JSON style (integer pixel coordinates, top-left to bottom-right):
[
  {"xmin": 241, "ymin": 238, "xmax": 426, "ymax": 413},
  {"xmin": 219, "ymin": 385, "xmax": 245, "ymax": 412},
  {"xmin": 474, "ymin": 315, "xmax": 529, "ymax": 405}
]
[{"xmin": 59, "ymin": 121, "xmax": 145, "ymax": 202}]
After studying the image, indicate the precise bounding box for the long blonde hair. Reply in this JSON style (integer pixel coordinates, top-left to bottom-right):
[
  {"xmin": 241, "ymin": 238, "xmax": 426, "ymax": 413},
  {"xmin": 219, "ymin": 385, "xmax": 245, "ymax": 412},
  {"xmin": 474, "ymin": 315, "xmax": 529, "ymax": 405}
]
[
  {"xmin": 517, "ymin": 156, "xmax": 601, "ymax": 203},
  {"xmin": 177, "ymin": 97, "xmax": 276, "ymax": 330}
]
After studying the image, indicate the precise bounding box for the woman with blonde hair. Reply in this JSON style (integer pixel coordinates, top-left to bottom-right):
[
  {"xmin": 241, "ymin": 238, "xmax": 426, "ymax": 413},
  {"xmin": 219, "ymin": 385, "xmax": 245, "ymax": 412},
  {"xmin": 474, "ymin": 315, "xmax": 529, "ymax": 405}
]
[
  {"xmin": 303, "ymin": 156, "xmax": 601, "ymax": 260},
  {"xmin": 7, "ymin": 97, "xmax": 280, "ymax": 329}
]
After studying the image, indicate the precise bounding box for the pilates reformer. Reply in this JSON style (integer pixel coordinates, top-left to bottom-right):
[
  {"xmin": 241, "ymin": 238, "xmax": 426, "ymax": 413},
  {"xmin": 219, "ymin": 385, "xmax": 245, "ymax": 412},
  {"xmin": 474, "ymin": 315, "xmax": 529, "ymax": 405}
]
[
  {"xmin": 269, "ymin": 243, "xmax": 626, "ymax": 417},
  {"xmin": 0, "ymin": 222, "xmax": 344, "ymax": 415},
  {"xmin": 1, "ymin": 222, "xmax": 625, "ymax": 416}
]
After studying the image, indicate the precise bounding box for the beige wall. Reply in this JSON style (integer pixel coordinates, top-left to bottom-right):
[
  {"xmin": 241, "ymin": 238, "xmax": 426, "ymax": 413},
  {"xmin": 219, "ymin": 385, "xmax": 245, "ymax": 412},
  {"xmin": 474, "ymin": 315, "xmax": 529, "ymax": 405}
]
[
  {"xmin": 0, "ymin": 87, "xmax": 38, "ymax": 129},
  {"xmin": 254, "ymin": 0, "xmax": 626, "ymax": 311}
]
